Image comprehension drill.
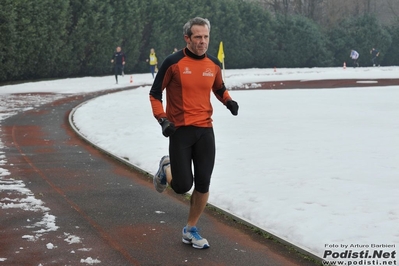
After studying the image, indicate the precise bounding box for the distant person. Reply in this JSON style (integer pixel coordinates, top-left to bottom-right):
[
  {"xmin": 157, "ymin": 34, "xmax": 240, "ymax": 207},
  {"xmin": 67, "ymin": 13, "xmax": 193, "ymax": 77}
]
[
  {"xmin": 350, "ymin": 50, "xmax": 359, "ymax": 68},
  {"xmin": 172, "ymin": 47, "xmax": 178, "ymax": 54},
  {"xmin": 149, "ymin": 17, "xmax": 239, "ymax": 250},
  {"xmin": 370, "ymin": 48, "xmax": 380, "ymax": 67},
  {"xmin": 111, "ymin": 46, "xmax": 125, "ymax": 84},
  {"xmin": 146, "ymin": 48, "xmax": 158, "ymax": 78}
]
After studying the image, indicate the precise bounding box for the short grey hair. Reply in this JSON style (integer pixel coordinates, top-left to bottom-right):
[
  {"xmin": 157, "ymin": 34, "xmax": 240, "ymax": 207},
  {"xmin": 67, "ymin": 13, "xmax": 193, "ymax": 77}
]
[{"xmin": 183, "ymin": 17, "xmax": 211, "ymax": 37}]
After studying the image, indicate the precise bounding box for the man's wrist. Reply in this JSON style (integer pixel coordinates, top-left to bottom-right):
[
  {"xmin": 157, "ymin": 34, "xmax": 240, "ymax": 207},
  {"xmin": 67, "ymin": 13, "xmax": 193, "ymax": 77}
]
[{"xmin": 158, "ymin": 117, "xmax": 167, "ymax": 124}]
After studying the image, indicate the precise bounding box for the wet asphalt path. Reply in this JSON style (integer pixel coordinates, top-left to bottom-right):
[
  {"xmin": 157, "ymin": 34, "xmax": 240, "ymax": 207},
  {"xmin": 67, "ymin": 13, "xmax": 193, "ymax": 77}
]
[{"xmin": 0, "ymin": 91, "xmax": 319, "ymax": 266}]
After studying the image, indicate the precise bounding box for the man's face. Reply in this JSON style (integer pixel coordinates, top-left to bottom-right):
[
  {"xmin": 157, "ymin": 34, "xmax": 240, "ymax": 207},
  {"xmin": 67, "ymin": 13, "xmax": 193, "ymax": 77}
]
[
  {"xmin": 116, "ymin": 47, "xmax": 121, "ymax": 52},
  {"xmin": 185, "ymin": 25, "xmax": 209, "ymax": 56}
]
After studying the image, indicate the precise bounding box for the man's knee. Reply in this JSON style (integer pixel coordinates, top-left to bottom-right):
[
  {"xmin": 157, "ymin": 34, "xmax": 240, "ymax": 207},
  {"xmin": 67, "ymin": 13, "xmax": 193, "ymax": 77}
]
[
  {"xmin": 171, "ymin": 182, "xmax": 192, "ymax": 194},
  {"xmin": 171, "ymin": 184, "xmax": 209, "ymax": 194}
]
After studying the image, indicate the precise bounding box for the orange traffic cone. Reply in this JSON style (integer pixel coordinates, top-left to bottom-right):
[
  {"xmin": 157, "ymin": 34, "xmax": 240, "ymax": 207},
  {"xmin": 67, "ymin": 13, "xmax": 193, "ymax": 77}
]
[
  {"xmin": 130, "ymin": 75, "xmax": 133, "ymax": 83},
  {"xmin": 343, "ymin": 62, "xmax": 346, "ymax": 69}
]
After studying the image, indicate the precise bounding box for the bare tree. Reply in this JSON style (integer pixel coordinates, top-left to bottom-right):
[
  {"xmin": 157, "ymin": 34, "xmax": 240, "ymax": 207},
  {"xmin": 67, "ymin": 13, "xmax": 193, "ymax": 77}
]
[
  {"xmin": 307, "ymin": 0, "xmax": 325, "ymax": 21},
  {"xmin": 322, "ymin": 0, "xmax": 355, "ymax": 26},
  {"xmin": 282, "ymin": 0, "xmax": 290, "ymax": 15},
  {"xmin": 259, "ymin": 0, "xmax": 290, "ymax": 15},
  {"xmin": 377, "ymin": 0, "xmax": 399, "ymax": 23},
  {"xmin": 386, "ymin": 0, "xmax": 399, "ymax": 18},
  {"xmin": 250, "ymin": 0, "xmax": 399, "ymax": 25}
]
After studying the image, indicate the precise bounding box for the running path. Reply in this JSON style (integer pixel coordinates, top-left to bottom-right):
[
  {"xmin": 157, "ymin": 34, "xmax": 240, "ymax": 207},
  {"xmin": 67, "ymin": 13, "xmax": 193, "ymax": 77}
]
[{"xmin": 0, "ymin": 91, "xmax": 316, "ymax": 265}]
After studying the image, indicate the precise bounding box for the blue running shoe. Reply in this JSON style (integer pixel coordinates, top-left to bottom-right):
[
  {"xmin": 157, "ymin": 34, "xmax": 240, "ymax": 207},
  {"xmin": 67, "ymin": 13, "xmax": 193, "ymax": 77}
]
[
  {"xmin": 153, "ymin": 155, "xmax": 170, "ymax": 193},
  {"xmin": 182, "ymin": 226, "xmax": 209, "ymax": 249}
]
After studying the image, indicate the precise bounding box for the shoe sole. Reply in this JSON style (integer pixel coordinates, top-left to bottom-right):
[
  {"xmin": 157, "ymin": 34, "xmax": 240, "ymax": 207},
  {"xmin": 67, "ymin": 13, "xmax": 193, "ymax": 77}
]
[
  {"xmin": 153, "ymin": 156, "xmax": 169, "ymax": 193},
  {"xmin": 153, "ymin": 175, "xmax": 166, "ymax": 193},
  {"xmin": 182, "ymin": 238, "xmax": 210, "ymax": 249}
]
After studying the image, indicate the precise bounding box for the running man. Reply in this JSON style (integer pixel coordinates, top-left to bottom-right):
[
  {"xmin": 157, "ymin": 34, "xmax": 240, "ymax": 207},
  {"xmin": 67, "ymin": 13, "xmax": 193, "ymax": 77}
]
[
  {"xmin": 350, "ymin": 49, "xmax": 359, "ymax": 68},
  {"xmin": 149, "ymin": 17, "xmax": 239, "ymax": 249},
  {"xmin": 370, "ymin": 48, "xmax": 380, "ymax": 67},
  {"xmin": 111, "ymin": 46, "xmax": 125, "ymax": 84}
]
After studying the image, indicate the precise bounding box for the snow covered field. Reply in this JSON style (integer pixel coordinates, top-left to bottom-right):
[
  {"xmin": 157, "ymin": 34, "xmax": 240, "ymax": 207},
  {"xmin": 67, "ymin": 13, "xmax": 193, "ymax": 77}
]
[{"xmin": 1, "ymin": 67, "xmax": 398, "ymax": 264}]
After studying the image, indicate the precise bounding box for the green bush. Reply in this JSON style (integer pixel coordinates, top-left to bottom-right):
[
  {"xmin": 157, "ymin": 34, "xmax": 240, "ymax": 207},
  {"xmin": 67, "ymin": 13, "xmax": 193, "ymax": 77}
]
[{"xmin": 0, "ymin": 0, "xmax": 397, "ymax": 83}]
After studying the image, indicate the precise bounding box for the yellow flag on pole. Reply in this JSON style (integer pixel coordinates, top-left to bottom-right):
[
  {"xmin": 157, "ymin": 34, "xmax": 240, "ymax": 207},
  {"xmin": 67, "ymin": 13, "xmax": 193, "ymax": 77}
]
[{"xmin": 217, "ymin": 41, "xmax": 224, "ymax": 63}]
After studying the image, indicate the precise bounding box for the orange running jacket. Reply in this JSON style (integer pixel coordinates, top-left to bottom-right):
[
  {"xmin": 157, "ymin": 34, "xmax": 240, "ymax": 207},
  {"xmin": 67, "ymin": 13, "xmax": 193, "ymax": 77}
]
[{"xmin": 149, "ymin": 48, "xmax": 232, "ymax": 128}]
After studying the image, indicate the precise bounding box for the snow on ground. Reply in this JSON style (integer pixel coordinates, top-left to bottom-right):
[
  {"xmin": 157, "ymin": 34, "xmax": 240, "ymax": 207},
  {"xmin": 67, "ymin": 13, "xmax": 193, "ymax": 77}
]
[{"xmin": 1, "ymin": 67, "xmax": 398, "ymax": 264}]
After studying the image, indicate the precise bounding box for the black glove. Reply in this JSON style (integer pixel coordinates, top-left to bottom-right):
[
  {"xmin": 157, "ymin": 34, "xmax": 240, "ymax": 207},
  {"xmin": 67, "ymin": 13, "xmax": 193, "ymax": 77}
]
[
  {"xmin": 226, "ymin": 100, "xmax": 239, "ymax": 116},
  {"xmin": 158, "ymin": 118, "xmax": 176, "ymax": 137}
]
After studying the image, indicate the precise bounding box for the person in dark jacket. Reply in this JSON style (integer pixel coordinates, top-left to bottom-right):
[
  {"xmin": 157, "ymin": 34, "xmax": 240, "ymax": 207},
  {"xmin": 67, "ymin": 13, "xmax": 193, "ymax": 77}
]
[
  {"xmin": 370, "ymin": 48, "xmax": 380, "ymax": 67},
  {"xmin": 111, "ymin": 46, "xmax": 126, "ymax": 84}
]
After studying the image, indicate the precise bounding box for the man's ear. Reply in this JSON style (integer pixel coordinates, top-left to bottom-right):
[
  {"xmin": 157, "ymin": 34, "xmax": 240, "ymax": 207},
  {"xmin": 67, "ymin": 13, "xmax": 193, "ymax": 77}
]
[{"xmin": 184, "ymin": 35, "xmax": 191, "ymax": 43}]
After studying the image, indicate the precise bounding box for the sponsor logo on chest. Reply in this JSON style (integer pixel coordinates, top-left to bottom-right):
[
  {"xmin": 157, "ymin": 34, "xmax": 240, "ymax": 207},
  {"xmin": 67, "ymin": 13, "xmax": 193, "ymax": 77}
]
[
  {"xmin": 202, "ymin": 68, "xmax": 214, "ymax": 77},
  {"xmin": 183, "ymin": 67, "xmax": 192, "ymax": 74},
  {"xmin": 182, "ymin": 67, "xmax": 214, "ymax": 77}
]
